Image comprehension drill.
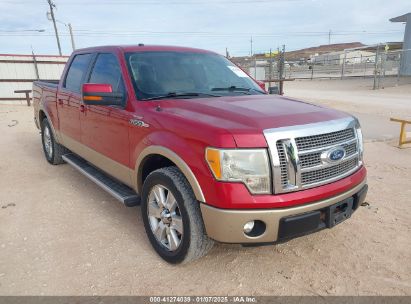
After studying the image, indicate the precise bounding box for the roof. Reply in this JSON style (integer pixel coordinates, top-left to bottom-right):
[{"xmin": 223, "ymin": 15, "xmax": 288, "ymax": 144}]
[
  {"xmin": 74, "ymin": 44, "xmax": 216, "ymax": 54},
  {"xmin": 390, "ymin": 12, "xmax": 411, "ymax": 22}
]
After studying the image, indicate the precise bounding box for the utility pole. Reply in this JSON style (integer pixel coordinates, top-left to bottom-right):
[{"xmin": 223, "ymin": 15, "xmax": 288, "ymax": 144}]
[
  {"xmin": 68, "ymin": 23, "xmax": 76, "ymax": 51},
  {"xmin": 47, "ymin": 0, "xmax": 62, "ymax": 56},
  {"xmin": 328, "ymin": 30, "xmax": 332, "ymax": 45},
  {"xmin": 250, "ymin": 36, "xmax": 253, "ymax": 56}
]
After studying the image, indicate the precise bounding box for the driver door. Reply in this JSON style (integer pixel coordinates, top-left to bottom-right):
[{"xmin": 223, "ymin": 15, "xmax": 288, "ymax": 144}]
[{"xmin": 80, "ymin": 52, "xmax": 133, "ymax": 186}]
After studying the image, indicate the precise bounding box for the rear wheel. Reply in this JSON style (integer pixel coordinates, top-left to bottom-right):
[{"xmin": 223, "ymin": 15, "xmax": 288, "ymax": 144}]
[
  {"xmin": 41, "ymin": 118, "xmax": 68, "ymax": 165},
  {"xmin": 141, "ymin": 166, "xmax": 214, "ymax": 264}
]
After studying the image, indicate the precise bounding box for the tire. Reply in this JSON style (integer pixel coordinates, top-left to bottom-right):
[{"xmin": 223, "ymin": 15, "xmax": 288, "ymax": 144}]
[
  {"xmin": 41, "ymin": 118, "xmax": 68, "ymax": 165},
  {"xmin": 141, "ymin": 166, "xmax": 214, "ymax": 264}
]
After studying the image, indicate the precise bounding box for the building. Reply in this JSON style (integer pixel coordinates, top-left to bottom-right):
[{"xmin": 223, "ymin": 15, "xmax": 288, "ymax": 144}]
[
  {"xmin": 390, "ymin": 12, "xmax": 411, "ymax": 76},
  {"xmin": 0, "ymin": 54, "xmax": 68, "ymax": 104},
  {"xmin": 311, "ymin": 50, "xmax": 376, "ymax": 65}
]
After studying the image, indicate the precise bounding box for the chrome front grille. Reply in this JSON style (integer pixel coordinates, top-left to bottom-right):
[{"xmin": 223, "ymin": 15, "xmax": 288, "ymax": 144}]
[
  {"xmin": 301, "ymin": 157, "xmax": 359, "ymax": 185},
  {"xmin": 276, "ymin": 141, "xmax": 289, "ymax": 187},
  {"xmin": 295, "ymin": 128, "xmax": 355, "ymax": 151},
  {"xmin": 299, "ymin": 141, "xmax": 357, "ymax": 170},
  {"xmin": 299, "ymin": 152, "xmax": 322, "ymax": 169},
  {"xmin": 344, "ymin": 141, "xmax": 357, "ymax": 156},
  {"xmin": 264, "ymin": 117, "xmax": 362, "ymax": 194}
]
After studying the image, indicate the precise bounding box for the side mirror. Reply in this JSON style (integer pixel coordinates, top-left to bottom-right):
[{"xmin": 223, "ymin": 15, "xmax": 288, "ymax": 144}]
[
  {"xmin": 256, "ymin": 80, "xmax": 266, "ymax": 92},
  {"xmin": 82, "ymin": 83, "xmax": 124, "ymax": 106}
]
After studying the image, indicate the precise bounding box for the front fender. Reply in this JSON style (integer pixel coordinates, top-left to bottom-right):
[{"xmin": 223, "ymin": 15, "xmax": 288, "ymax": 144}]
[{"xmin": 131, "ymin": 130, "xmax": 223, "ymax": 202}]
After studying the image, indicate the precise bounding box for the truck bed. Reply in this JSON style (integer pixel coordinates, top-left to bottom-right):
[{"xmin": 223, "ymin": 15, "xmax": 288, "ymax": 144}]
[
  {"xmin": 33, "ymin": 80, "xmax": 59, "ymax": 89},
  {"xmin": 32, "ymin": 80, "xmax": 59, "ymax": 130}
]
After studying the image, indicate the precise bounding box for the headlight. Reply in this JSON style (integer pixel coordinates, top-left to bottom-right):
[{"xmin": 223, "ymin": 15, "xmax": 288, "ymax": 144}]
[
  {"xmin": 354, "ymin": 119, "xmax": 364, "ymax": 164},
  {"xmin": 205, "ymin": 148, "xmax": 271, "ymax": 194}
]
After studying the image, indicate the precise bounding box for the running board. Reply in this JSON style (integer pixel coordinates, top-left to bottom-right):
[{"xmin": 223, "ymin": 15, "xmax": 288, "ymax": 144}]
[{"xmin": 62, "ymin": 153, "xmax": 140, "ymax": 207}]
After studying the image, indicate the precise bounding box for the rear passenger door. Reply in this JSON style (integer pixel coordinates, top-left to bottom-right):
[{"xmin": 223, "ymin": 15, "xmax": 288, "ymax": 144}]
[
  {"xmin": 80, "ymin": 52, "xmax": 132, "ymax": 185},
  {"xmin": 58, "ymin": 53, "xmax": 93, "ymax": 145}
]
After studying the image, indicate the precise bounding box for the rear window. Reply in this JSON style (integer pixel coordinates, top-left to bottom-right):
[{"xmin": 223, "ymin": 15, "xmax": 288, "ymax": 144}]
[{"xmin": 64, "ymin": 53, "xmax": 93, "ymax": 93}]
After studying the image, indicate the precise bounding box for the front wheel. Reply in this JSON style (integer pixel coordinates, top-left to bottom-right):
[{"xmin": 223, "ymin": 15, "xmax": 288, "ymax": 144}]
[{"xmin": 141, "ymin": 167, "xmax": 214, "ymax": 264}]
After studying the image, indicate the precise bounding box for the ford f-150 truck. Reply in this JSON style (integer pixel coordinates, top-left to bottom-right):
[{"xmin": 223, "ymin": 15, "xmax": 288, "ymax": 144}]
[{"xmin": 33, "ymin": 45, "xmax": 368, "ymax": 264}]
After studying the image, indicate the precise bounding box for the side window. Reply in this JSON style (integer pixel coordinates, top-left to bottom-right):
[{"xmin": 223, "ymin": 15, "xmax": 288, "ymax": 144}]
[
  {"xmin": 64, "ymin": 53, "xmax": 93, "ymax": 93},
  {"xmin": 89, "ymin": 53, "xmax": 124, "ymax": 93}
]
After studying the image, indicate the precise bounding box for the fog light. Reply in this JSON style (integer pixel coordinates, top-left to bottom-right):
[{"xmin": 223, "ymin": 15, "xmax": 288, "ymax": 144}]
[
  {"xmin": 243, "ymin": 220, "xmax": 266, "ymax": 237},
  {"xmin": 243, "ymin": 221, "xmax": 255, "ymax": 234}
]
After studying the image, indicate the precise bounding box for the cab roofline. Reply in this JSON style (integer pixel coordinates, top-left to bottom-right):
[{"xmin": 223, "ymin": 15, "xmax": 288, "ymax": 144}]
[{"xmin": 72, "ymin": 44, "xmax": 217, "ymax": 55}]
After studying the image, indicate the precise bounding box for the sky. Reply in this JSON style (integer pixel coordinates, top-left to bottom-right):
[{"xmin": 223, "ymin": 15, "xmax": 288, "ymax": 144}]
[{"xmin": 0, "ymin": 0, "xmax": 410, "ymax": 56}]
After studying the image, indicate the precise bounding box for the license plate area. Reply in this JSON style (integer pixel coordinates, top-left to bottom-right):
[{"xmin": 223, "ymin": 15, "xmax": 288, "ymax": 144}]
[
  {"xmin": 325, "ymin": 197, "xmax": 354, "ymax": 228},
  {"xmin": 277, "ymin": 196, "xmax": 356, "ymax": 242}
]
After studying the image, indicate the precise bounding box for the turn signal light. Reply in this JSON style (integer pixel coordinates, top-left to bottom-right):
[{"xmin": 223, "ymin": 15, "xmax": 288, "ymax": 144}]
[
  {"xmin": 205, "ymin": 148, "xmax": 222, "ymax": 179},
  {"xmin": 83, "ymin": 95, "xmax": 103, "ymax": 101}
]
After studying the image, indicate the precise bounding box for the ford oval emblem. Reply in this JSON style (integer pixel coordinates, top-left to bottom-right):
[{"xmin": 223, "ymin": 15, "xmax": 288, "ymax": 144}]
[{"xmin": 327, "ymin": 147, "xmax": 346, "ymax": 162}]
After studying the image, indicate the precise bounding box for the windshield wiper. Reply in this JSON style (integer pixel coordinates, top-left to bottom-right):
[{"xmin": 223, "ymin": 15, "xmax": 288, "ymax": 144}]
[
  {"xmin": 142, "ymin": 92, "xmax": 221, "ymax": 101},
  {"xmin": 211, "ymin": 86, "xmax": 263, "ymax": 94}
]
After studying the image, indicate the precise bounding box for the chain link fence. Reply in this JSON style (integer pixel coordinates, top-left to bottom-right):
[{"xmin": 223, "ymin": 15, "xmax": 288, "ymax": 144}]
[{"xmin": 232, "ymin": 48, "xmax": 411, "ymax": 90}]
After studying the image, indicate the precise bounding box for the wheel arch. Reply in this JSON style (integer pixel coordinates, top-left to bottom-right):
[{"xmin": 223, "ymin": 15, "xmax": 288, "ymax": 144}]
[
  {"xmin": 38, "ymin": 108, "xmax": 61, "ymax": 143},
  {"xmin": 39, "ymin": 109, "xmax": 47, "ymax": 125},
  {"xmin": 134, "ymin": 146, "xmax": 206, "ymax": 202}
]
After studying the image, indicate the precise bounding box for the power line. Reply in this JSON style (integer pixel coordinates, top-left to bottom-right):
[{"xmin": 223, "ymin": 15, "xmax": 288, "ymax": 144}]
[
  {"xmin": 0, "ymin": 0, "xmax": 303, "ymax": 5},
  {"xmin": 0, "ymin": 30, "xmax": 403, "ymax": 38},
  {"xmin": 69, "ymin": 28, "xmax": 405, "ymax": 35}
]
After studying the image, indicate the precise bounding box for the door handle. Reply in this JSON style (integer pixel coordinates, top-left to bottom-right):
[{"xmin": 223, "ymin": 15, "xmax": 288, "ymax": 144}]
[{"xmin": 80, "ymin": 105, "xmax": 86, "ymax": 113}]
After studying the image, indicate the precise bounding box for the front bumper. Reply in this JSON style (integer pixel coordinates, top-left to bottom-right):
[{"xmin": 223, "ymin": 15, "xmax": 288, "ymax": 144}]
[{"xmin": 200, "ymin": 179, "xmax": 367, "ymax": 243}]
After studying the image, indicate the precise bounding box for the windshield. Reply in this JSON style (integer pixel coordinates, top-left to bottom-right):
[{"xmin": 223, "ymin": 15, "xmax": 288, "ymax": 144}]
[{"xmin": 125, "ymin": 51, "xmax": 265, "ymax": 100}]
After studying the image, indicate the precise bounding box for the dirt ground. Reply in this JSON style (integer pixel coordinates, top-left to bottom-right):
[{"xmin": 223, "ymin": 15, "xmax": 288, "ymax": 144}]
[
  {"xmin": 0, "ymin": 80, "xmax": 410, "ymax": 296},
  {"xmin": 285, "ymin": 78, "xmax": 411, "ymax": 141}
]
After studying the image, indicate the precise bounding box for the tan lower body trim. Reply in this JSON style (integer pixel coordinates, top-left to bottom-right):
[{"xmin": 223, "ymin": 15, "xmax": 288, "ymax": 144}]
[
  {"xmin": 61, "ymin": 134, "xmax": 134, "ymax": 188},
  {"xmin": 200, "ymin": 179, "xmax": 367, "ymax": 243}
]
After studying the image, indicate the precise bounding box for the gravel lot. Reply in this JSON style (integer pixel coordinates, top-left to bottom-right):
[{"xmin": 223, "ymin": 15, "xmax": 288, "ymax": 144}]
[{"xmin": 0, "ymin": 80, "xmax": 410, "ymax": 295}]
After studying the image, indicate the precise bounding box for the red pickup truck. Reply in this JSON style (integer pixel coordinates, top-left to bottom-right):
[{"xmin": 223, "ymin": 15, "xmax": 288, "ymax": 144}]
[{"xmin": 33, "ymin": 45, "xmax": 367, "ymax": 263}]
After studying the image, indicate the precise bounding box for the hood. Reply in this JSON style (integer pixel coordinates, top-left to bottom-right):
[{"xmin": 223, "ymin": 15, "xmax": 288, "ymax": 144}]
[{"xmin": 158, "ymin": 94, "xmax": 350, "ymax": 147}]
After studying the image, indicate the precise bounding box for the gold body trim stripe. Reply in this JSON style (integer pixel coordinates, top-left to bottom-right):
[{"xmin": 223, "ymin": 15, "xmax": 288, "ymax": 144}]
[{"xmin": 59, "ymin": 136, "xmax": 205, "ymax": 202}]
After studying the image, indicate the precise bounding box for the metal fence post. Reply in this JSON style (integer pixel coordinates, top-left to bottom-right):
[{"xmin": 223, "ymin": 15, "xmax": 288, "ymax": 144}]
[
  {"xmin": 373, "ymin": 44, "xmax": 380, "ymax": 90},
  {"xmin": 268, "ymin": 49, "xmax": 272, "ymax": 89},
  {"xmin": 340, "ymin": 50, "xmax": 347, "ymax": 79},
  {"xmin": 397, "ymin": 51, "xmax": 401, "ymax": 86},
  {"xmin": 279, "ymin": 45, "xmax": 285, "ymax": 94},
  {"xmin": 31, "ymin": 51, "xmax": 40, "ymax": 80},
  {"xmin": 310, "ymin": 64, "xmax": 314, "ymax": 80},
  {"xmin": 380, "ymin": 51, "xmax": 387, "ymax": 88},
  {"xmin": 254, "ymin": 55, "xmax": 257, "ymax": 79}
]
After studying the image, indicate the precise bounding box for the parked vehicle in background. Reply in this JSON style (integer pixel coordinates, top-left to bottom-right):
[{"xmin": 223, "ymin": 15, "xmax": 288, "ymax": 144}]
[{"xmin": 33, "ymin": 45, "xmax": 368, "ymax": 263}]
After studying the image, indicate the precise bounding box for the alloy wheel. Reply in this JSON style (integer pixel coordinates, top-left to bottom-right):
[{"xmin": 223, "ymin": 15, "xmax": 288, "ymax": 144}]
[
  {"xmin": 43, "ymin": 126, "xmax": 53, "ymax": 159},
  {"xmin": 147, "ymin": 185, "xmax": 184, "ymax": 251}
]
